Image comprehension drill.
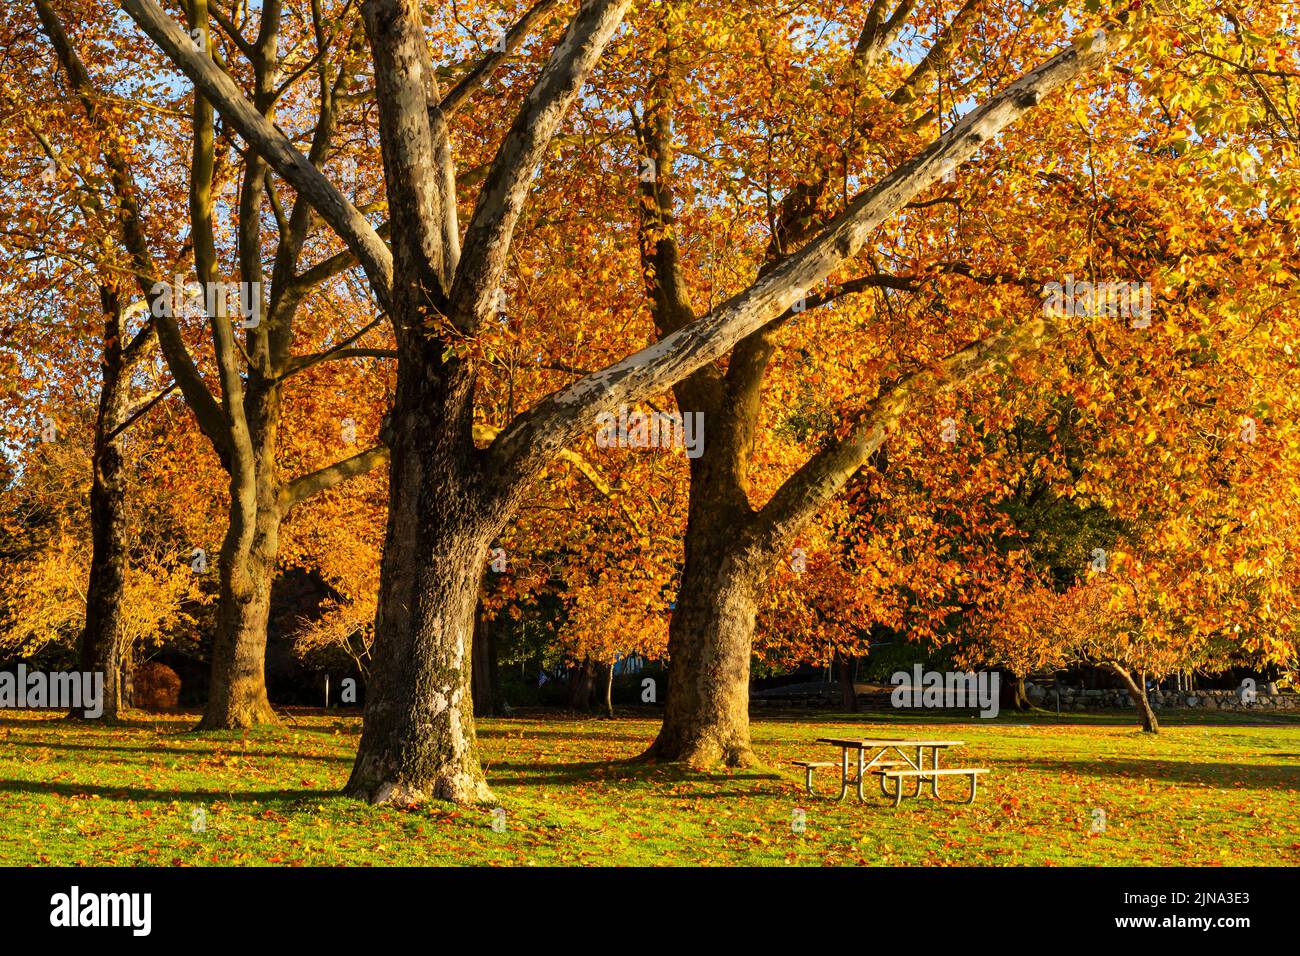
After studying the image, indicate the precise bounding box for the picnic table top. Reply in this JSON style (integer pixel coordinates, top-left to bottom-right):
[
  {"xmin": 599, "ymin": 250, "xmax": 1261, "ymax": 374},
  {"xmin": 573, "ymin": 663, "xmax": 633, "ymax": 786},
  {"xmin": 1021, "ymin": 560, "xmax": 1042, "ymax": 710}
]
[{"xmin": 815, "ymin": 737, "xmax": 966, "ymax": 748}]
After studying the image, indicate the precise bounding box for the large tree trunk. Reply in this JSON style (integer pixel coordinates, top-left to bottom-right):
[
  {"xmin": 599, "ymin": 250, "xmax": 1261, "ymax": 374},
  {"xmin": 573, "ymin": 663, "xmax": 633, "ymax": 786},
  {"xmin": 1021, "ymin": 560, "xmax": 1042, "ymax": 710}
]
[
  {"xmin": 344, "ymin": 357, "xmax": 498, "ymax": 806},
  {"xmin": 197, "ymin": 540, "xmax": 278, "ymax": 729},
  {"xmin": 196, "ymin": 487, "xmax": 280, "ymax": 729},
  {"xmin": 644, "ymin": 552, "xmax": 759, "ymax": 767},
  {"xmin": 75, "ymin": 310, "xmax": 133, "ymax": 722},
  {"xmin": 1011, "ymin": 674, "xmax": 1031, "ymax": 711},
  {"xmin": 196, "ymin": 374, "xmax": 283, "ymax": 730},
  {"xmin": 1104, "ymin": 662, "xmax": 1159, "ymax": 733}
]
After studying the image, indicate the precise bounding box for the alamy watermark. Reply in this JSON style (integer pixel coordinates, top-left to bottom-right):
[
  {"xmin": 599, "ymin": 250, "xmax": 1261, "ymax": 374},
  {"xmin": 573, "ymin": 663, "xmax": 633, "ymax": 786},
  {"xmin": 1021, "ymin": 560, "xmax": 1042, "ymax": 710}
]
[
  {"xmin": 890, "ymin": 665, "xmax": 1000, "ymax": 718},
  {"xmin": 50, "ymin": 886, "xmax": 150, "ymax": 936},
  {"xmin": 595, "ymin": 405, "xmax": 704, "ymax": 459},
  {"xmin": 149, "ymin": 274, "xmax": 262, "ymax": 329},
  {"xmin": 0, "ymin": 665, "xmax": 103, "ymax": 718}
]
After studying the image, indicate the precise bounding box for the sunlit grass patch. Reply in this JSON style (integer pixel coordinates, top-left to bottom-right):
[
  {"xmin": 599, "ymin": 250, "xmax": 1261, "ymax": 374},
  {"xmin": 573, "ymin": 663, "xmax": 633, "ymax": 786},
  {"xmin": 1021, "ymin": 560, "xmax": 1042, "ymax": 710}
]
[{"xmin": 0, "ymin": 708, "xmax": 1296, "ymax": 866}]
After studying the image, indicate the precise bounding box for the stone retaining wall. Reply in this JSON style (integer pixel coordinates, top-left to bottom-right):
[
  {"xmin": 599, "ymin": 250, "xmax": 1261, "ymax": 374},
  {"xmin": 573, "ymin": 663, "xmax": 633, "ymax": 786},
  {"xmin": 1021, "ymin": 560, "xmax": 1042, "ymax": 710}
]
[
  {"xmin": 748, "ymin": 685, "xmax": 1299, "ymax": 712},
  {"xmin": 1031, "ymin": 684, "xmax": 1297, "ymax": 711}
]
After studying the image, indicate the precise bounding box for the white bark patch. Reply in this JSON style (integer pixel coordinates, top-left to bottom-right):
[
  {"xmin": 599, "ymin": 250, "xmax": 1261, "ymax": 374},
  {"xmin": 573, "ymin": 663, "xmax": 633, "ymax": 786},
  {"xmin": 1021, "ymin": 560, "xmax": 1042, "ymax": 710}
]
[
  {"xmin": 446, "ymin": 704, "xmax": 465, "ymax": 759},
  {"xmin": 430, "ymin": 691, "xmax": 448, "ymax": 719}
]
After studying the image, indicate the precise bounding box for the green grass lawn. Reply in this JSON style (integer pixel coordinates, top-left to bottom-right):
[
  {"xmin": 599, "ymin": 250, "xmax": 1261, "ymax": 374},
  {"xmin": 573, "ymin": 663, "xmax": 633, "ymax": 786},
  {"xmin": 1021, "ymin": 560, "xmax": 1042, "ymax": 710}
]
[{"xmin": 1, "ymin": 707, "xmax": 1297, "ymax": 866}]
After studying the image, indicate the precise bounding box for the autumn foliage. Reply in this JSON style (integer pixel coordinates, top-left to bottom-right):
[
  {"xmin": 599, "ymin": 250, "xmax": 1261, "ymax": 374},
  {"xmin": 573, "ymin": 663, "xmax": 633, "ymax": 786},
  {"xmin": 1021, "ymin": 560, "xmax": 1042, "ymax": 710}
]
[{"xmin": 0, "ymin": 0, "xmax": 1296, "ymax": 800}]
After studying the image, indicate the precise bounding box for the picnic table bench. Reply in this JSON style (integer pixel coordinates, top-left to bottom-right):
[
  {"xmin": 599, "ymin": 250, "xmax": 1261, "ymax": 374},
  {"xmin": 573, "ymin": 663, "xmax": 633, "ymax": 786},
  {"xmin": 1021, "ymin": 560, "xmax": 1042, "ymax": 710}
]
[
  {"xmin": 792, "ymin": 737, "xmax": 986, "ymax": 805},
  {"xmin": 792, "ymin": 758, "xmax": 909, "ymax": 797},
  {"xmin": 879, "ymin": 767, "xmax": 987, "ymax": 806}
]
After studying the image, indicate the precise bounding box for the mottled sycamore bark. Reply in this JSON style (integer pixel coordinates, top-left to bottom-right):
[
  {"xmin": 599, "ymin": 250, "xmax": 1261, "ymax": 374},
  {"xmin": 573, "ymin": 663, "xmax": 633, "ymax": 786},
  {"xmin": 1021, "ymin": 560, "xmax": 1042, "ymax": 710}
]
[{"xmin": 345, "ymin": 350, "xmax": 500, "ymax": 802}]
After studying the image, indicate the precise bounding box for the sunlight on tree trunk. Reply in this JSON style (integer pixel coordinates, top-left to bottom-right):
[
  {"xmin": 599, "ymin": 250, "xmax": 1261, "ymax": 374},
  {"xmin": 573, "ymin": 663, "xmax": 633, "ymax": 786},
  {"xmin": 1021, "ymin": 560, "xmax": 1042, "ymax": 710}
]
[{"xmin": 645, "ymin": 557, "xmax": 759, "ymax": 768}]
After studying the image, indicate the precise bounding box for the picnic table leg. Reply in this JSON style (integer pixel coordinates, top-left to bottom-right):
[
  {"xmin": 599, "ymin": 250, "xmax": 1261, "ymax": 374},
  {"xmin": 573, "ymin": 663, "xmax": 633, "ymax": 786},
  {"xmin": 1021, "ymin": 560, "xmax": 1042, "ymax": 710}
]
[
  {"xmin": 966, "ymin": 773, "xmax": 979, "ymax": 804},
  {"xmin": 892, "ymin": 748, "xmax": 922, "ymax": 801},
  {"xmin": 879, "ymin": 768, "xmax": 894, "ymax": 798},
  {"xmin": 855, "ymin": 748, "xmax": 866, "ymax": 802},
  {"xmin": 804, "ymin": 765, "xmax": 815, "ymax": 795},
  {"xmin": 929, "ymin": 747, "xmax": 942, "ymax": 799},
  {"xmin": 837, "ymin": 748, "xmax": 850, "ymax": 801}
]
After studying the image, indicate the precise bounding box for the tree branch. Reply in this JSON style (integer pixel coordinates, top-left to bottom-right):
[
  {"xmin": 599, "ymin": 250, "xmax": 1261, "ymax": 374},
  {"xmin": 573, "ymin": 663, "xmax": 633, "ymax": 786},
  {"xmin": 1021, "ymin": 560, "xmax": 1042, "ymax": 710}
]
[
  {"xmin": 119, "ymin": 0, "xmax": 394, "ymax": 310},
  {"xmin": 280, "ymin": 314, "xmax": 389, "ymax": 380},
  {"xmin": 488, "ymin": 26, "xmax": 1129, "ymax": 487},
  {"xmin": 190, "ymin": 0, "xmax": 252, "ymax": 477},
  {"xmin": 450, "ymin": 0, "xmax": 634, "ymax": 332},
  {"xmin": 106, "ymin": 381, "xmax": 179, "ymax": 440},
  {"xmin": 279, "ymin": 444, "xmax": 390, "ymax": 515},
  {"xmin": 472, "ymin": 423, "xmax": 641, "ymax": 535},
  {"xmin": 634, "ymin": 11, "xmax": 724, "ymax": 412},
  {"xmin": 360, "ymin": 0, "xmax": 457, "ymax": 303},
  {"xmin": 439, "ymin": 0, "xmax": 564, "ymax": 117},
  {"xmin": 749, "ymin": 312, "xmax": 1059, "ymax": 556},
  {"xmin": 854, "ymin": 0, "xmax": 917, "ymax": 72},
  {"xmin": 889, "ymin": 0, "xmax": 984, "ymax": 105},
  {"xmin": 39, "ymin": 0, "xmax": 232, "ymax": 457}
]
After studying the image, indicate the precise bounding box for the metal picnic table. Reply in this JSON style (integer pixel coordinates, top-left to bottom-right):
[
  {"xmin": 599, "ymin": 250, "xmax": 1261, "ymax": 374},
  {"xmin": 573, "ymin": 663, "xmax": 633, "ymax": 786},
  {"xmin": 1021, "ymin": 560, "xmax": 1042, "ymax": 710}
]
[{"xmin": 813, "ymin": 737, "xmax": 966, "ymax": 802}]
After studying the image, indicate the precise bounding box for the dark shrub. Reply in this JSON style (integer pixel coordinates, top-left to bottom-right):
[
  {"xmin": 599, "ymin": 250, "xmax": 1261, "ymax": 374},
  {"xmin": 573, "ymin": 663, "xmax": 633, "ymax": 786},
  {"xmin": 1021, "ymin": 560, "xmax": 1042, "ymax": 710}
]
[{"xmin": 132, "ymin": 662, "xmax": 181, "ymax": 711}]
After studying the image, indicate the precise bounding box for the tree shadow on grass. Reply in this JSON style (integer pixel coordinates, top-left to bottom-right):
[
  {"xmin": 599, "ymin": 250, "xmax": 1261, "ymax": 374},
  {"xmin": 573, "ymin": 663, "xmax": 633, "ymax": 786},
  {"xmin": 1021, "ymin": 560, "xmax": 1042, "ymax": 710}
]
[
  {"xmin": 0, "ymin": 777, "xmax": 327, "ymax": 804},
  {"xmin": 272, "ymin": 712, "xmax": 362, "ymax": 734},
  {"xmin": 1012, "ymin": 755, "xmax": 1300, "ymax": 790},
  {"xmin": 641, "ymin": 787, "xmax": 785, "ymax": 800},
  {"xmin": 0, "ymin": 714, "xmax": 196, "ymax": 733},
  {"xmin": 0, "ymin": 713, "xmax": 329, "ymax": 737},
  {"xmin": 0, "ymin": 737, "xmax": 352, "ymax": 762},
  {"xmin": 487, "ymin": 757, "xmax": 782, "ymax": 789},
  {"xmin": 0, "ymin": 711, "xmax": 371, "ymax": 744},
  {"xmin": 753, "ymin": 710, "xmax": 993, "ymax": 725},
  {"xmin": 476, "ymin": 728, "xmax": 653, "ymax": 745}
]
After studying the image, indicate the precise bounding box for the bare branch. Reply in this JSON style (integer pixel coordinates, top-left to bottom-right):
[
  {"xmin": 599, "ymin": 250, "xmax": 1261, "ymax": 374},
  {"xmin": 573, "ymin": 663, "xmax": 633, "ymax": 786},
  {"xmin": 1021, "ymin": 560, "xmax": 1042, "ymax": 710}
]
[
  {"xmin": 119, "ymin": 0, "xmax": 394, "ymax": 310},
  {"xmin": 439, "ymin": 0, "xmax": 564, "ymax": 117}
]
